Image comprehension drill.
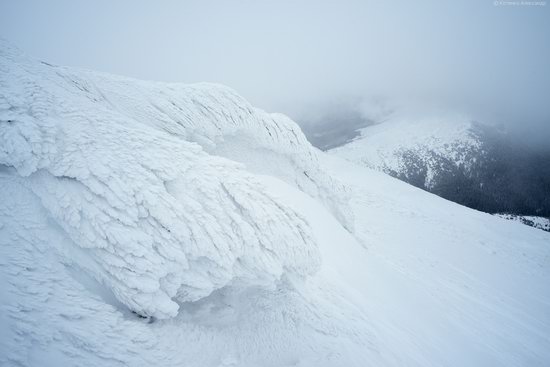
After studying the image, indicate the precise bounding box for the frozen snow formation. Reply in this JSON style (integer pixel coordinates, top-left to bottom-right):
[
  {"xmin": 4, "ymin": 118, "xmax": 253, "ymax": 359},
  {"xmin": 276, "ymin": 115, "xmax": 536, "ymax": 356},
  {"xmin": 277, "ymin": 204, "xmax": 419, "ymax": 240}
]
[
  {"xmin": 49, "ymin": 57, "xmax": 353, "ymax": 232},
  {"xmin": 0, "ymin": 41, "xmax": 334, "ymax": 319}
]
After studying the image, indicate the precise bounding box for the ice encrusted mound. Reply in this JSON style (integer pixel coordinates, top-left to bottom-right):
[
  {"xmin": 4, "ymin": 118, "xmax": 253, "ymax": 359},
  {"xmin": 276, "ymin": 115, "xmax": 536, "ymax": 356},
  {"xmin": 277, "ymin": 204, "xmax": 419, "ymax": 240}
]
[
  {"xmin": 52, "ymin": 59, "xmax": 353, "ymax": 232},
  {"xmin": 0, "ymin": 41, "xmax": 344, "ymax": 319}
]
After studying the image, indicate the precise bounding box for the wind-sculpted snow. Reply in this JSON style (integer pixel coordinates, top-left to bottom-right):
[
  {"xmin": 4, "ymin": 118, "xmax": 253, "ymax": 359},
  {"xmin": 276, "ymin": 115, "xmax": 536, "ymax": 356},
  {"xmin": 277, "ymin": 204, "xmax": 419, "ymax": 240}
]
[
  {"xmin": 0, "ymin": 42, "xmax": 321, "ymax": 319},
  {"xmin": 3, "ymin": 42, "xmax": 550, "ymax": 367},
  {"xmin": 55, "ymin": 63, "xmax": 353, "ymax": 231}
]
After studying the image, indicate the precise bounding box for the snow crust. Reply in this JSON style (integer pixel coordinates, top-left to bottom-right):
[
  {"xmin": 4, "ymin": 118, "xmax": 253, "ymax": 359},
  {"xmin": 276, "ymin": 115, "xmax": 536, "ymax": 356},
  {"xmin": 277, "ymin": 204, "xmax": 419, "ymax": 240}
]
[{"xmin": 2, "ymin": 41, "xmax": 550, "ymax": 367}]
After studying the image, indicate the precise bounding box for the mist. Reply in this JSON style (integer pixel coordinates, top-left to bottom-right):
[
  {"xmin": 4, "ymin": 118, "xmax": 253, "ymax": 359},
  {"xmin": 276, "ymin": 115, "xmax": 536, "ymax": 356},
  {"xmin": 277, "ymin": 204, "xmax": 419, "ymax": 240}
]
[{"xmin": 1, "ymin": 0, "xmax": 549, "ymax": 147}]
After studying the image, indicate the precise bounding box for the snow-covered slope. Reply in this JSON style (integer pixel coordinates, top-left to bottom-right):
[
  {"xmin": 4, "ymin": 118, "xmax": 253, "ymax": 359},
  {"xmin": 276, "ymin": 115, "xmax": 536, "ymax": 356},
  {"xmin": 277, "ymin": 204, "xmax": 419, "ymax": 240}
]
[
  {"xmin": 1, "ymin": 42, "xmax": 550, "ymax": 367},
  {"xmin": 320, "ymin": 156, "xmax": 550, "ymax": 367}
]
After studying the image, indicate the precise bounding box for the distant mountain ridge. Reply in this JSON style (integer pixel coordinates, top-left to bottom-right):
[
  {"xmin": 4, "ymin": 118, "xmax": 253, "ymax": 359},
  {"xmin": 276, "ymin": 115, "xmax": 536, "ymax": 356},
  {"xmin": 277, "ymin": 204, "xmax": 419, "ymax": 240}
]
[{"xmin": 330, "ymin": 115, "xmax": 550, "ymax": 221}]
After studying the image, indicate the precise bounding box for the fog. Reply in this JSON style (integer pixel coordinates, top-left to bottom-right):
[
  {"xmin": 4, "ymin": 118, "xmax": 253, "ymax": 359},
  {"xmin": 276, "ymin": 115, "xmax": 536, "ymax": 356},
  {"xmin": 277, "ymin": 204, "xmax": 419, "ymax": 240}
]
[{"xmin": 1, "ymin": 0, "xmax": 549, "ymax": 147}]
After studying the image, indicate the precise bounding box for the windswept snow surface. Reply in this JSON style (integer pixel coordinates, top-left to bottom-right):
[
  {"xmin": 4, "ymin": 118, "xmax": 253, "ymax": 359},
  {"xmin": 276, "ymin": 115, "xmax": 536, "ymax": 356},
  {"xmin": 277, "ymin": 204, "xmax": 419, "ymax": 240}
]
[{"xmin": 1, "ymin": 42, "xmax": 550, "ymax": 366}]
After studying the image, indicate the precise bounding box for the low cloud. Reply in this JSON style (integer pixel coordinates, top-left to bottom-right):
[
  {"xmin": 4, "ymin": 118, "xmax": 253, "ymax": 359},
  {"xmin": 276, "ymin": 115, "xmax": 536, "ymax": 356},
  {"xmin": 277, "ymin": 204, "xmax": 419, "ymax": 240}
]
[{"xmin": 1, "ymin": 0, "xmax": 549, "ymax": 146}]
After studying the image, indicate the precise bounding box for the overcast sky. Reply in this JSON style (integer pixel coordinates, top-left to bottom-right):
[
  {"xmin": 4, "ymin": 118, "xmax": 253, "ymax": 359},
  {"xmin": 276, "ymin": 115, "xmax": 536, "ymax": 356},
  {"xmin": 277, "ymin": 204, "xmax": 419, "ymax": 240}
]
[{"xmin": 1, "ymin": 0, "xmax": 549, "ymax": 142}]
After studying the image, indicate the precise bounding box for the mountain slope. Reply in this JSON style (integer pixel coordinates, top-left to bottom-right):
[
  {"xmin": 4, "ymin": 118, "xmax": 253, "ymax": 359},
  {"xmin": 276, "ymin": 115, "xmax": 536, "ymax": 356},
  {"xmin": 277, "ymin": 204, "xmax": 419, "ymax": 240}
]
[
  {"xmin": 321, "ymin": 155, "xmax": 550, "ymax": 367},
  {"xmin": 1, "ymin": 43, "xmax": 549, "ymax": 366}
]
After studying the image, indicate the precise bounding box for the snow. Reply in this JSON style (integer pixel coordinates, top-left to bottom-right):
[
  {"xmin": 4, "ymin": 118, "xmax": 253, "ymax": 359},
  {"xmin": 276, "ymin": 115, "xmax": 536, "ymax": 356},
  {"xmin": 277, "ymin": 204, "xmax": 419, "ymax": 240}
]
[
  {"xmin": 1, "ymin": 41, "xmax": 550, "ymax": 366},
  {"xmin": 321, "ymin": 155, "xmax": 550, "ymax": 366}
]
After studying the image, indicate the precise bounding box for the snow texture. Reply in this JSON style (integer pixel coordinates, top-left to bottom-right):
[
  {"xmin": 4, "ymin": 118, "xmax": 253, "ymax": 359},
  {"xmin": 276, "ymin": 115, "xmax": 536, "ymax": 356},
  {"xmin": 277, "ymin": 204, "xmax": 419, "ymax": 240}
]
[
  {"xmin": 0, "ymin": 40, "xmax": 334, "ymax": 319},
  {"xmin": 1, "ymin": 41, "xmax": 550, "ymax": 367}
]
